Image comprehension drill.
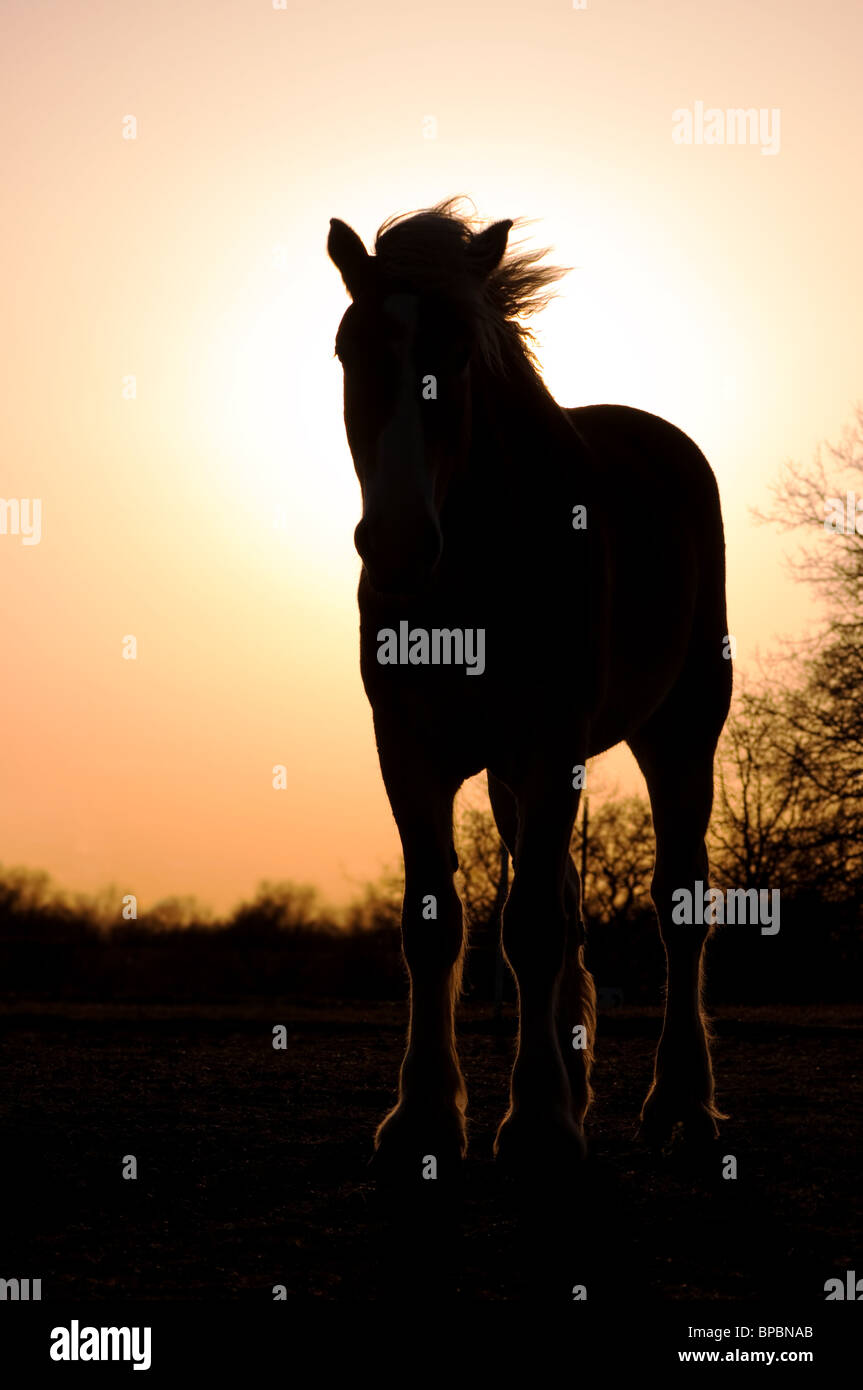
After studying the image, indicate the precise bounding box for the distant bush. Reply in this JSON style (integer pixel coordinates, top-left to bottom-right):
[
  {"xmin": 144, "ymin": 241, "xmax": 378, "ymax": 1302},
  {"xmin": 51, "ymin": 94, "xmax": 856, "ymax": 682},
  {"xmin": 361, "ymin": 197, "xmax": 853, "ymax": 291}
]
[
  {"xmin": 225, "ymin": 882, "xmax": 324, "ymax": 938},
  {"xmin": 0, "ymin": 856, "xmax": 858, "ymax": 1006}
]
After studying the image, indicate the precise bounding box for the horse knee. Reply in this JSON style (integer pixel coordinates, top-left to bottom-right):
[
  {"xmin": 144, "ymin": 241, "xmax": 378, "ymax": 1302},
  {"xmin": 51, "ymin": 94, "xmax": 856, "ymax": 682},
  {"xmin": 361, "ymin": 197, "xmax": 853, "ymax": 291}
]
[
  {"xmin": 502, "ymin": 888, "xmax": 567, "ymax": 981},
  {"xmin": 401, "ymin": 885, "xmax": 463, "ymax": 973}
]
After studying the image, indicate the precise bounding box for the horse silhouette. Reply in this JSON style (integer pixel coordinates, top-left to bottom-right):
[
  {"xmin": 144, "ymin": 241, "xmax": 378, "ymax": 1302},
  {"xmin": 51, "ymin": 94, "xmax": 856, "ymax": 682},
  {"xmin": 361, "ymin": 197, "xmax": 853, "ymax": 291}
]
[{"xmin": 328, "ymin": 199, "xmax": 732, "ymax": 1177}]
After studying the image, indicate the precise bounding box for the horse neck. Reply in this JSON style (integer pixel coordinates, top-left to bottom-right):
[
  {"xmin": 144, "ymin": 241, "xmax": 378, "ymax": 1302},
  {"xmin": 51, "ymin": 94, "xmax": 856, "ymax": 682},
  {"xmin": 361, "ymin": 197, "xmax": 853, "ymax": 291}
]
[{"xmin": 459, "ymin": 349, "xmax": 577, "ymax": 515}]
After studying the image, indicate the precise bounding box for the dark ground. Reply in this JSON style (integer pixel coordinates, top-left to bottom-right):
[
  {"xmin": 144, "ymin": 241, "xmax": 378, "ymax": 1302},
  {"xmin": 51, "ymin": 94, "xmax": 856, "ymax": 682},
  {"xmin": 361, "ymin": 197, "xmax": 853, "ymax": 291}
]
[{"xmin": 0, "ymin": 1001, "xmax": 859, "ymax": 1302}]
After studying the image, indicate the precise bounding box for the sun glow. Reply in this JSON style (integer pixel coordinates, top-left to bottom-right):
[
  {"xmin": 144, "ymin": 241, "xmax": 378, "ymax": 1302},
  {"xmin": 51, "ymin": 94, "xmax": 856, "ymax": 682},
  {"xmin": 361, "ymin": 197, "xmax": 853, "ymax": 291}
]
[
  {"xmin": 185, "ymin": 268, "xmax": 361, "ymax": 588},
  {"xmin": 3, "ymin": 0, "xmax": 858, "ymax": 911}
]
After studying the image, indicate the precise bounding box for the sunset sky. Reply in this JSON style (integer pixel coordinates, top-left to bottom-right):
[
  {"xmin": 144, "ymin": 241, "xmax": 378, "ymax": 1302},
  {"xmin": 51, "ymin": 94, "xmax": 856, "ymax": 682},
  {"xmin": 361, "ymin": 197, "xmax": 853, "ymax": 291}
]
[{"xmin": 2, "ymin": 0, "xmax": 861, "ymax": 914}]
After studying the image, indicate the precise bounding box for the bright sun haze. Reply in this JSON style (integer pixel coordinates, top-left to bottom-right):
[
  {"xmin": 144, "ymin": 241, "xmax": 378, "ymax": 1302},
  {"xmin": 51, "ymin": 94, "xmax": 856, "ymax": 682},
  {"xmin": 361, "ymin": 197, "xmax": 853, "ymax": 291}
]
[{"xmin": 1, "ymin": 0, "xmax": 860, "ymax": 912}]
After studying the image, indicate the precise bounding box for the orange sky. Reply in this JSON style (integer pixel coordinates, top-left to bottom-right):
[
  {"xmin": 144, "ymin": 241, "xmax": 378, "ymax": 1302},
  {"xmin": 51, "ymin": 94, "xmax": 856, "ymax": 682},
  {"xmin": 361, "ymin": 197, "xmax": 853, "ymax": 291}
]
[{"xmin": 2, "ymin": 0, "xmax": 861, "ymax": 913}]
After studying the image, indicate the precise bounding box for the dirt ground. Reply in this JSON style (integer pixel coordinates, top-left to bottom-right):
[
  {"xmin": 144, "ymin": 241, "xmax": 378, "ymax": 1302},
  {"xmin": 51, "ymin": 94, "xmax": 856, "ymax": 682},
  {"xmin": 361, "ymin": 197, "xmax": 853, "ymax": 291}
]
[{"xmin": 0, "ymin": 1000, "xmax": 859, "ymax": 1302}]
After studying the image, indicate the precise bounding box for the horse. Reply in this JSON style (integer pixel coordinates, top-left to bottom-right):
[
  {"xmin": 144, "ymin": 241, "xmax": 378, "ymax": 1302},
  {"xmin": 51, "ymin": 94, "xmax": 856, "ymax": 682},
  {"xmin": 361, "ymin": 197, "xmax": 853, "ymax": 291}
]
[{"xmin": 328, "ymin": 198, "xmax": 732, "ymax": 1177}]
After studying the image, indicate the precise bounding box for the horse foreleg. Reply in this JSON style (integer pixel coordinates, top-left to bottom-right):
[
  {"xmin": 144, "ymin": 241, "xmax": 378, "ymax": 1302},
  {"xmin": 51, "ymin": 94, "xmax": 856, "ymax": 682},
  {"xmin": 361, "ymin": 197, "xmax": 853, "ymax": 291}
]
[
  {"xmin": 372, "ymin": 745, "xmax": 466, "ymax": 1179},
  {"xmin": 493, "ymin": 769, "xmax": 586, "ymax": 1171}
]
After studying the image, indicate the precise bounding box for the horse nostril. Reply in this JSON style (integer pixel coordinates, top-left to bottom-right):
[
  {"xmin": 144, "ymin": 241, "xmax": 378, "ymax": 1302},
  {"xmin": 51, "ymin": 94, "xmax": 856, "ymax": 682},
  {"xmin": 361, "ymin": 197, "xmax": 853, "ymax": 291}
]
[
  {"xmin": 422, "ymin": 528, "xmax": 442, "ymax": 569},
  {"xmin": 355, "ymin": 515, "xmax": 442, "ymax": 593}
]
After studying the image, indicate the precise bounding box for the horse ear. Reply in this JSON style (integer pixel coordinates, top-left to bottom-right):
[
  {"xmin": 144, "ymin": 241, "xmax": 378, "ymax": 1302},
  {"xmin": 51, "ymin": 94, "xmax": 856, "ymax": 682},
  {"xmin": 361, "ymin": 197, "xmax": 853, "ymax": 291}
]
[
  {"xmin": 328, "ymin": 218, "xmax": 371, "ymax": 298},
  {"xmin": 467, "ymin": 219, "xmax": 513, "ymax": 279}
]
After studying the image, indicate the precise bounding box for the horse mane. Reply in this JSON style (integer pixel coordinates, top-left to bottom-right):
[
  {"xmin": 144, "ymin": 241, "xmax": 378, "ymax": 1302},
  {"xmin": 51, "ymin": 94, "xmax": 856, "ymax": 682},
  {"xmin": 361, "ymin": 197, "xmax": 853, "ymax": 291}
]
[{"xmin": 373, "ymin": 196, "xmax": 569, "ymax": 379}]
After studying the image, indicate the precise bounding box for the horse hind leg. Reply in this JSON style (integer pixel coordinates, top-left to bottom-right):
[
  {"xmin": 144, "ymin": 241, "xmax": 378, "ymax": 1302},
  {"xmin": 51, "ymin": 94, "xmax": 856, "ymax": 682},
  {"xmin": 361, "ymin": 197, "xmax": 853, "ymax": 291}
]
[
  {"xmin": 629, "ymin": 724, "xmax": 727, "ymax": 1148},
  {"xmin": 488, "ymin": 773, "xmax": 596, "ymax": 1135},
  {"xmin": 559, "ymin": 858, "xmax": 597, "ymax": 1127}
]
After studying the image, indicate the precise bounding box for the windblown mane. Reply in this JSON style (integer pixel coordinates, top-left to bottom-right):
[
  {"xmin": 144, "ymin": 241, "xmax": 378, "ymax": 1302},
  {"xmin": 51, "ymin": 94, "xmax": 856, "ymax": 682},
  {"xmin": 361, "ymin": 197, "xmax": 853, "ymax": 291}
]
[{"xmin": 373, "ymin": 197, "xmax": 568, "ymax": 377}]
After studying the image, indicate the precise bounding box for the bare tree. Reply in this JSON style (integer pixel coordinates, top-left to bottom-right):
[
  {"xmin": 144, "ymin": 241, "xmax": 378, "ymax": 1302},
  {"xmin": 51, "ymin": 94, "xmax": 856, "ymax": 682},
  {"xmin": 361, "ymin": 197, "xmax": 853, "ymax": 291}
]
[
  {"xmin": 455, "ymin": 801, "xmax": 506, "ymax": 927},
  {"xmin": 575, "ymin": 795, "xmax": 655, "ymax": 922},
  {"xmin": 709, "ymin": 687, "xmax": 854, "ymax": 896},
  {"xmin": 740, "ymin": 407, "xmax": 863, "ymax": 892}
]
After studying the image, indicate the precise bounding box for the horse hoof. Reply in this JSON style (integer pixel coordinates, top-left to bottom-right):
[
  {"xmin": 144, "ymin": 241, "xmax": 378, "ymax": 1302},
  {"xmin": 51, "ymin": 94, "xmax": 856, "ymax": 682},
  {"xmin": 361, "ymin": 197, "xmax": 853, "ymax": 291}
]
[
  {"xmin": 638, "ymin": 1092, "xmax": 721, "ymax": 1150},
  {"xmin": 369, "ymin": 1104, "xmax": 466, "ymax": 1186},
  {"xmin": 494, "ymin": 1109, "xmax": 587, "ymax": 1177}
]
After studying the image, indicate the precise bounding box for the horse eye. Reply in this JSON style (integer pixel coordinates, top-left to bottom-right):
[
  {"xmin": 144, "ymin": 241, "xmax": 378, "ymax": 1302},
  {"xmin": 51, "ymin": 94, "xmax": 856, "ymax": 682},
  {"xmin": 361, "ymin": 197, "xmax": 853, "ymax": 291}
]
[
  {"xmin": 453, "ymin": 340, "xmax": 472, "ymax": 367},
  {"xmin": 446, "ymin": 337, "xmax": 472, "ymax": 372}
]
